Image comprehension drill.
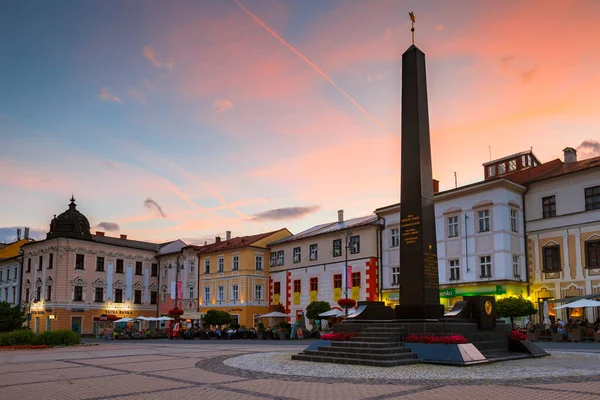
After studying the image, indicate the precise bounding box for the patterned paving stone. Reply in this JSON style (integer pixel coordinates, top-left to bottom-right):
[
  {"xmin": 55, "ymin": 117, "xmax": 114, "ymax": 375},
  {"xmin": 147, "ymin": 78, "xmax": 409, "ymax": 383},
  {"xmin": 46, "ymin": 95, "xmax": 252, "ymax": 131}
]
[
  {"xmin": 223, "ymin": 379, "xmax": 419, "ymax": 400},
  {"xmin": 117, "ymin": 386, "xmax": 267, "ymax": 400},
  {"xmin": 0, "ymin": 366, "xmax": 120, "ymax": 387},
  {"xmin": 99, "ymin": 357, "xmax": 199, "ymax": 372},
  {"xmin": 0, "ymin": 360, "xmax": 76, "ymax": 374},
  {"xmin": 387, "ymin": 385, "xmax": 600, "ymax": 400},
  {"xmin": 149, "ymin": 367, "xmax": 249, "ymax": 384}
]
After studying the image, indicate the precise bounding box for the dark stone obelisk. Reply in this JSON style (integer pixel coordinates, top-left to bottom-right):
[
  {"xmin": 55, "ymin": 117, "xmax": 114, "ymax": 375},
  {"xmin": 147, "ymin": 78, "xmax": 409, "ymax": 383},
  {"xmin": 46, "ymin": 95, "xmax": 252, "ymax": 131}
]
[{"xmin": 395, "ymin": 45, "xmax": 444, "ymax": 319}]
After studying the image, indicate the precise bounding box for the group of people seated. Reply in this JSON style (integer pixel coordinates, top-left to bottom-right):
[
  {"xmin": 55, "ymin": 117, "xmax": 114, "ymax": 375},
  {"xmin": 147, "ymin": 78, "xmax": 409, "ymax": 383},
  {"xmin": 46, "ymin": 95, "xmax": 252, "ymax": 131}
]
[{"xmin": 523, "ymin": 317, "xmax": 600, "ymax": 341}]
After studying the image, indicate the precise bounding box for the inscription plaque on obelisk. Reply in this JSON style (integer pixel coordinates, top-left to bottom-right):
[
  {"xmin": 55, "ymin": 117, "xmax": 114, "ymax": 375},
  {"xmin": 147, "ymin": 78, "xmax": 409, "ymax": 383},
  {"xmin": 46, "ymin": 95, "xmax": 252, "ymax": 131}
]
[{"xmin": 396, "ymin": 14, "xmax": 444, "ymax": 319}]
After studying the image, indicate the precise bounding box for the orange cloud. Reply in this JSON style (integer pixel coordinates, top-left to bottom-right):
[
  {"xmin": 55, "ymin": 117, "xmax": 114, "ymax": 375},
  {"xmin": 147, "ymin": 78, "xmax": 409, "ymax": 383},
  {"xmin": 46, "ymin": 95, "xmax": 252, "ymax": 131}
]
[
  {"xmin": 212, "ymin": 98, "xmax": 234, "ymax": 113},
  {"xmin": 98, "ymin": 87, "xmax": 123, "ymax": 104},
  {"xmin": 143, "ymin": 45, "xmax": 174, "ymax": 71}
]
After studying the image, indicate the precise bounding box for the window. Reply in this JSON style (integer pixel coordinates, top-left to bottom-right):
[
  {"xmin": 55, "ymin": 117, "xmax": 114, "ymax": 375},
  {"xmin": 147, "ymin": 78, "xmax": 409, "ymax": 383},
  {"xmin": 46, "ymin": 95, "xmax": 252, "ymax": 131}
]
[
  {"xmin": 498, "ymin": 163, "xmax": 506, "ymax": 174},
  {"xmin": 189, "ymin": 261, "xmax": 194, "ymax": 273},
  {"xmin": 114, "ymin": 289, "xmax": 123, "ymax": 303},
  {"xmin": 161, "ymin": 290, "xmax": 166, "ymax": 302},
  {"xmin": 477, "ymin": 209, "xmax": 490, "ymax": 232},
  {"xmin": 151, "ymin": 263, "xmax": 158, "ymax": 277},
  {"xmin": 255, "ymin": 256, "xmax": 263, "ymax": 271},
  {"xmin": 480, "ymin": 256, "xmax": 491, "ymax": 278},
  {"xmin": 96, "ymin": 257, "xmax": 105, "ymax": 272},
  {"xmin": 510, "ymin": 209, "xmax": 518, "ymax": 232},
  {"xmin": 204, "ymin": 287, "xmax": 211, "ymax": 302},
  {"xmin": 74, "ymin": 286, "xmax": 83, "ymax": 301},
  {"xmin": 447, "ymin": 216, "xmax": 459, "ymax": 238},
  {"xmin": 270, "ymin": 252, "xmax": 276, "ymax": 267},
  {"xmin": 95, "ymin": 287, "xmax": 103, "ymax": 302},
  {"xmin": 310, "ymin": 277, "xmax": 318, "ymax": 292},
  {"xmin": 392, "ymin": 267, "xmax": 400, "ymax": 285},
  {"xmin": 349, "ymin": 236, "xmax": 360, "ymax": 254},
  {"xmin": 75, "ymin": 254, "xmax": 84, "ymax": 270},
  {"xmin": 135, "ymin": 261, "xmax": 143, "ymax": 276},
  {"xmin": 189, "ymin": 287, "xmax": 194, "ymax": 299},
  {"xmin": 294, "ymin": 280, "xmax": 301, "ymax": 293},
  {"xmin": 38, "ymin": 256, "xmax": 43, "ymax": 271},
  {"xmin": 543, "ymin": 246, "xmax": 561, "ymax": 272},
  {"xmin": 586, "ymin": 241, "xmax": 600, "ymax": 268},
  {"xmin": 204, "ymin": 259, "xmax": 210, "ymax": 274},
  {"xmin": 585, "ymin": 186, "xmax": 600, "ymax": 211},
  {"xmin": 333, "ymin": 239, "xmax": 342, "ymax": 257},
  {"xmin": 116, "ymin": 259, "xmax": 124, "ymax": 274},
  {"xmin": 309, "ymin": 244, "xmax": 318, "ymax": 260},
  {"xmin": 217, "ymin": 286, "xmax": 224, "ymax": 301},
  {"xmin": 150, "ymin": 291, "xmax": 157, "ymax": 304},
  {"xmin": 46, "ymin": 285, "xmax": 52, "ymax": 301},
  {"xmin": 232, "ymin": 255, "xmax": 239, "ymax": 271},
  {"xmin": 134, "ymin": 290, "xmax": 142, "ymax": 304},
  {"xmin": 277, "ymin": 250, "xmax": 284, "ymax": 266},
  {"xmin": 391, "ymin": 228, "xmax": 400, "ymax": 247},
  {"xmin": 12, "ymin": 287, "xmax": 16, "ymax": 303},
  {"xmin": 512, "ymin": 255, "xmax": 520, "ymax": 278},
  {"xmin": 488, "ymin": 165, "xmax": 496, "ymax": 177},
  {"xmin": 25, "ymin": 288, "xmax": 30, "ymax": 302},
  {"xmin": 449, "ymin": 259, "xmax": 460, "ymax": 281},
  {"xmin": 27, "ymin": 259, "xmax": 31, "ymax": 273},
  {"xmin": 352, "ymin": 272, "xmax": 361, "ymax": 287},
  {"xmin": 231, "ymin": 285, "xmax": 239, "ymax": 300},
  {"xmin": 36, "ymin": 286, "xmax": 41, "ymax": 302},
  {"xmin": 218, "ymin": 258, "xmax": 224, "ymax": 272},
  {"xmin": 273, "ymin": 282, "xmax": 281, "ymax": 295},
  {"xmin": 542, "ymin": 195, "xmax": 556, "ymax": 218},
  {"xmin": 521, "ymin": 155, "xmax": 526, "ymax": 167},
  {"xmin": 508, "ymin": 159, "xmax": 517, "ymax": 171},
  {"xmin": 293, "ymin": 247, "xmax": 301, "ymax": 263},
  {"xmin": 527, "ymin": 155, "xmax": 532, "ymax": 166},
  {"xmin": 333, "ymin": 274, "xmax": 342, "ymax": 289},
  {"xmin": 13, "ymin": 268, "xmax": 16, "ymax": 279},
  {"xmin": 255, "ymin": 284, "xmax": 263, "ymax": 300},
  {"xmin": 48, "ymin": 253, "xmax": 53, "ymax": 270}
]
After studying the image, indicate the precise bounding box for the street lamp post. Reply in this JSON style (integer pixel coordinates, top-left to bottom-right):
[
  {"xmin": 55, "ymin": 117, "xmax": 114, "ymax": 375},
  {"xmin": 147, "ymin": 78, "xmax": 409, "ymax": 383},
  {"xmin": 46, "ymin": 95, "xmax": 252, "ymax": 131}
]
[
  {"xmin": 344, "ymin": 230, "xmax": 353, "ymax": 317},
  {"xmin": 168, "ymin": 259, "xmax": 185, "ymax": 309}
]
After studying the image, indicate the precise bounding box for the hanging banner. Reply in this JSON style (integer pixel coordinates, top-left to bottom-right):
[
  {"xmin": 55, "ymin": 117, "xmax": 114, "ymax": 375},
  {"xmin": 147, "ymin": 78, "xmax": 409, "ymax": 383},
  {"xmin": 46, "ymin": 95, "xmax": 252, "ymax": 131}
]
[
  {"xmin": 273, "ymin": 293, "xmax": 280, "ymax": 305},
  {"xmin": 351, "ymin": 286, "xmax": 360, "ymax": 300},
  {"xmin": 293, "ymin": 291, "xmax": 300, "ymax": 305},
  {"xmin": 177, "ymin": 281, "xmax": 183, "ymax": 300},
  {"xmin": 333, "ymin": 287, "xmax": 342, "ymax": 301},
  {"xmin": 310, "ymin": 290, "xmax": 317, "ymax": 303},
  {"xmin": 170, "ymin": 281, "xmax": 176, "ymax": 299},
  {"xmin": 346, "ymin": 266, "xmax": 352, "ymax": 289}
]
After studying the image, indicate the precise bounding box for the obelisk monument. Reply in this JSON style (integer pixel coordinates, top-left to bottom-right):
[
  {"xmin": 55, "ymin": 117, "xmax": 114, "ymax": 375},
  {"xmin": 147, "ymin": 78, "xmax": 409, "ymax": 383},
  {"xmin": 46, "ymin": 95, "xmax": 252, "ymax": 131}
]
[{"xmin": 396, "ymin": 12, "xmax": 444, "ymax": 319}]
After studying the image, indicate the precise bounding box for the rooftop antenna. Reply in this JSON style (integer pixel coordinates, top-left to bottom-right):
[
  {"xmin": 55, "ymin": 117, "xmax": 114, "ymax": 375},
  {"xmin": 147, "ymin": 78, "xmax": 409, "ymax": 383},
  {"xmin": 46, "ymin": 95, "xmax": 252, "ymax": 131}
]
[
  {"xmin": 454, "ymin": 172, "xmax": 457, "ymax": 188},
  {"xmin": 489, "ymin": 146, "xmax": 492, "ymax": 161}
]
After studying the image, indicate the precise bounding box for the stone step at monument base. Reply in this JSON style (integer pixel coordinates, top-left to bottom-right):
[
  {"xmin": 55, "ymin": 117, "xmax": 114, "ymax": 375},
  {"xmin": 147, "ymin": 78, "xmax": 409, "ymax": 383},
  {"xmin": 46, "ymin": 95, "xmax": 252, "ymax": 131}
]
[
  {"xmin": 350, "ymin": 336, "xmax": 401, "ymax": 342},
  {"xmin": 330, "ymin": 340, "xmax": 406, "ymax": 349},
  {"xmin": 480, "ymin": 350, "xmax": 531, "ymax": 363},
  {"xmin": 291, "ymin": 353, "xmax": 420, "ymax": 367},
  {"xmin": 319, "ymin": 345, "xmax": 412, "ymax": 355},
  {"xmin": 303, "ymin": 349, "xmax": 417, "ymax": 362}
]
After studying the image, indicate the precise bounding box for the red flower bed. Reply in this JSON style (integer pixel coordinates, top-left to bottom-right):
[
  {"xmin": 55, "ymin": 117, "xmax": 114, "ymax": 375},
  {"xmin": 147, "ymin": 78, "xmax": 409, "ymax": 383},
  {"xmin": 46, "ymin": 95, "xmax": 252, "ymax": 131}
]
[
  {"xmin": 337, "ymin": 298, "xmax": 357, "ymax": 309},
  {"xmin": 320, "ymin": 332, "xmax": 358, "ymax": 341},
  {"xmin": 508, "ymin": 331, "xmax": 527, "ymax": 341},
  {"xmin": 0, "ymin": 345, "xmax": 48, "ymax": 351},
  {"xmin": 404, "ymin": 334, "xmax": 468, "ymax": 344}
]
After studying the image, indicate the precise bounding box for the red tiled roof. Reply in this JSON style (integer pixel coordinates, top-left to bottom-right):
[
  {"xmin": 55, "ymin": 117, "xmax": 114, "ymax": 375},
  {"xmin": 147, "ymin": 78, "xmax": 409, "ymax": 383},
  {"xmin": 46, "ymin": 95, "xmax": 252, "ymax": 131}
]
[
  {"xmin": 193, "ymin": 229, "xmax": 289, "ymax": 254},
  {"xmin": 502, "ymin": 155, "xmax": 600, "ymax": 185}
]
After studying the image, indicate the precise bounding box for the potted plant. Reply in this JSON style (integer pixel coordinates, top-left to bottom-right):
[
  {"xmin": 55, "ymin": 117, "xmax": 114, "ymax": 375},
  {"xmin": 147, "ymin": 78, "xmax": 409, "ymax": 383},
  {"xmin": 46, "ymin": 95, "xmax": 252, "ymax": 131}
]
[
  {"xmin": 403, "ymin": 334, "xmax": 486, "ymax": 365},
  {"xmin": 337, "ymin": 298, "xmax": 356, "ymax": 315},
  {"xmin": 278, "ymin": 321, "xmax": 290, "ymax": 340}
]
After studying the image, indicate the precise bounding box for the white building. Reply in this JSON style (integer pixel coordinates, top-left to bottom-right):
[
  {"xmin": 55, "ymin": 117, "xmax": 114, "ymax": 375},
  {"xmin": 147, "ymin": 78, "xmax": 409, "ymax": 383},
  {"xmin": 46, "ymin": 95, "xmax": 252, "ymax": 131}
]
[
  {"xmin": 268, "ymin": 211, "xmax": 382, "ymax": 324},
  {"xmin": 0, "ymin": 231, "xmax": 33, "ymax": 305}
]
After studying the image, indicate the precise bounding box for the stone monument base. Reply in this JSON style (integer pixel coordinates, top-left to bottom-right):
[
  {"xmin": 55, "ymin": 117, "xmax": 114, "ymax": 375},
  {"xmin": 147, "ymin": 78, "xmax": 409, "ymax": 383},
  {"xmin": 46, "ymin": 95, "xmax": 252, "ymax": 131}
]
[{"xmin": 395, "ymin": 303, "xmax": 445, "ymax": 319}]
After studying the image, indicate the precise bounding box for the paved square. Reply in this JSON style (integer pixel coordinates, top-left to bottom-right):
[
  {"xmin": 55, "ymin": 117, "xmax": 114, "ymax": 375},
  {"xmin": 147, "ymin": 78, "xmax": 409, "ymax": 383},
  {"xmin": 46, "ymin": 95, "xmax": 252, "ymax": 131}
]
[{"xmin": 1, "ymin": 340, "xmax": 600, "ymax": 399}]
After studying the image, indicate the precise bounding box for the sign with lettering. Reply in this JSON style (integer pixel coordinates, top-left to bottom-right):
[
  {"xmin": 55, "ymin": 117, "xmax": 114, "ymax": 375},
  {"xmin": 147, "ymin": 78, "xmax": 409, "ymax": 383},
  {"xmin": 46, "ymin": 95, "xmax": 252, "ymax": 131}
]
[
  {"xmin": 103, "ymin": 310, "xmax": 133, "ymax": 315},
  {"xmin": 424, "ymin": 251, "xmax": 439, "ymax": 289},
  {"xmin": 71, "ymin": 308, "xmax": 85, "ymax": 312},
  {"xmin": 400, "ymin": 214, "xmax": 421, "ymax": 245},
  {"xmin": 439, "ymin": 288, "xmax": 456, "ymax": 298}
]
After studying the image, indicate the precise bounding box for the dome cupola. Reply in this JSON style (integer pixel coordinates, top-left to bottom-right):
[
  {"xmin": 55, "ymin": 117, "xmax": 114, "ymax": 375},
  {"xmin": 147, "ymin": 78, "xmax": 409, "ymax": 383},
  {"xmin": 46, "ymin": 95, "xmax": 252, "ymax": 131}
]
[{"xmin": 47, "ymin": 196, "xmax": 92, "ymax": 240}]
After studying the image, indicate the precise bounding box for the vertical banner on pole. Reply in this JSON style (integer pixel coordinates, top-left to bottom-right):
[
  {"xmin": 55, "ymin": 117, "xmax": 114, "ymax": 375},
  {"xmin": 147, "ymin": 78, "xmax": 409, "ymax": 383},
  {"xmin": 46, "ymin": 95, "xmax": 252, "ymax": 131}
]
[
  {"xmin": 170, "ymin": 281, "xmax": 176, "ymax": 299},
  {"xmin": 346, "ymin": 265, "xmax": 352, "ymax": 290},
  {"xmin": 177, "ymin": 281, "xmax": 183, "ymax": 300}
]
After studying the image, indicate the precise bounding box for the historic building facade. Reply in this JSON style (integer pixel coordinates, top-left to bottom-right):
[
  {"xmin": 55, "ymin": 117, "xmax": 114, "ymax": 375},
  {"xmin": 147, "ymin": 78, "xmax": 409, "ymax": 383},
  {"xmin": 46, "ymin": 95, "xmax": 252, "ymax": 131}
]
[
  {"xmin": 20, "ymin": 198, "xmax": 165, "ymax": 335},
  {"xmin": 0, "ymin": 233, "xmax": 33, "ymax": 306},
  {"xmin": 196, "ymin": 229, "xmax": 292, "ymax": 327},
  {"xmin": 525, "ymin": 148, "xmax": 600, "ymax": 322},
  {"xmin": 268, "ymin": 211, "xmax": 381, "ymax": 325}
]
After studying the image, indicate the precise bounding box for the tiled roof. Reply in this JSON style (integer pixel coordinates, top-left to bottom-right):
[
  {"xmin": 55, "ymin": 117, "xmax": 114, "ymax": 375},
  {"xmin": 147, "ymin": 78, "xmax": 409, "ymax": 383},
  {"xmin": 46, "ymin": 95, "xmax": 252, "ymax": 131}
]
[
  {"xmin": 0, "ymin": 239, "xmax": 34, "ymax": 260},
  {"xmin": 269, "ymin": 215, "xmax": 380, "ymax": 245},
  {"xmin": 502, "ymin": 155, "xmax": 600, "ymax": 185},
  {"xmin": 92, "ymin": 235, "xmax": 162, "ymax": 252},
  {"xmin": 194, "ymin": 229, "xmax": 288, "ymax": 254}
]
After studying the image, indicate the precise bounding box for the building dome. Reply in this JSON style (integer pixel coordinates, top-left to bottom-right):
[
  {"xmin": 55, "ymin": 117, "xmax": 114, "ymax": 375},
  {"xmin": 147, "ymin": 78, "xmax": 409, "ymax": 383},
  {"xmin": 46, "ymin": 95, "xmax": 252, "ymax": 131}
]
[{"xmin": 47, "ymin": 196, "xmax": 92, "ymax": 240}]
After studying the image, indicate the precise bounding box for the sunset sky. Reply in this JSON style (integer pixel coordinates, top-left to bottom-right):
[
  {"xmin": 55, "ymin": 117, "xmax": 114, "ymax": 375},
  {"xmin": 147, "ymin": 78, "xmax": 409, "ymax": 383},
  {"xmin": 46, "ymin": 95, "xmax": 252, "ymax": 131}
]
[{"xmin": 1, "ymin": 0, "xmax": 600, "ymax": 244}]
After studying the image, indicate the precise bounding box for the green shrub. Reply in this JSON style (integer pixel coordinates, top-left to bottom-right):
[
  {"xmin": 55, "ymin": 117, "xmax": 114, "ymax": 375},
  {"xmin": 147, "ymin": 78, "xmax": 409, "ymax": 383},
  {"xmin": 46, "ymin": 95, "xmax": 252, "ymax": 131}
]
[
  {"xmin": 39, "ymin": 330, "xmax": 80, "ymax": 346},
  {"xmin": 0, "ymin": 329, "xmax": 36, "ymax": 346},
  {"xmin": 0, "ymin": 329, "xmax": 80, "ymax": 347}
]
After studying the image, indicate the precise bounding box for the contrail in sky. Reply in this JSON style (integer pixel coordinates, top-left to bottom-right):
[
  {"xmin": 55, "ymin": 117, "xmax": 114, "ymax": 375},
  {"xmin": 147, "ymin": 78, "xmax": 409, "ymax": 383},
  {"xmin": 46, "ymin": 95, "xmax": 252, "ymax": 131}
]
[{"xmin": 231, "ymin": 0, "xmax": 395, "ymax": 138}]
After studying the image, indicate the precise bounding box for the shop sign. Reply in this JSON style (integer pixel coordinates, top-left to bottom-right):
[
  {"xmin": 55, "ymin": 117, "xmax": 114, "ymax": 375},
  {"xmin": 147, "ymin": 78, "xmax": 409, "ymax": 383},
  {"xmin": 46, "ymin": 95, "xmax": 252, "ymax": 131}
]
[
  {"xmin": 31, "ymin": 310, "xmax": 46, "ymax": 315},
  {"xmin": 230, "ymin": 308, "xmax": 242, "ymax": 312},
  {"xmin": 383, "ymin": 292, "xmax": 399, "ymax": 303},
  {"xmin": 439, "ymin": 288, "xmax": 456, "ymax": 298},
  {"xmin": 99, "ymin": 314, "xmax": 108, "ymax": 321},
  {"xmin": 104, "ymin": 310, "xmax": 133, "ymax": 315},
  {"xmin": 71, "ymin": 308, "xmax": 85, "ymax": 312}
]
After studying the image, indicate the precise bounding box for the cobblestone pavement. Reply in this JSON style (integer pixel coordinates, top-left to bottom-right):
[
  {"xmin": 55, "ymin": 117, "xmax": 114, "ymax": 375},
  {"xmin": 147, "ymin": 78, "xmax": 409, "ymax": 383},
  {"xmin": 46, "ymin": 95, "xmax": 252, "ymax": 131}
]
[{"xmin": 1, "ymin": 341, "xmax": 600, "ymax": 399}]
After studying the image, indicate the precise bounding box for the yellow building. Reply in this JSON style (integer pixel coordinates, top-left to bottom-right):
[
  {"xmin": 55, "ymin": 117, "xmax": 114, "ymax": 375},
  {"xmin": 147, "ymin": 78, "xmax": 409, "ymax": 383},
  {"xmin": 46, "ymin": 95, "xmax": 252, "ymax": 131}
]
[{"xmin": 197, "ymin": 229, "xmax": 292, "ymax": 327}]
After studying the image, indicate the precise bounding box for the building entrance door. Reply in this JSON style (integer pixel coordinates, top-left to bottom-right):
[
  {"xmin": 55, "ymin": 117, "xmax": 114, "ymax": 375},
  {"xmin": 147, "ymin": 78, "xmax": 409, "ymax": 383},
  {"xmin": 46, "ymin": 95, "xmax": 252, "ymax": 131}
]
[{"xmin": 71, "ymin": 317, "xmax": 82, "ymax": 334}]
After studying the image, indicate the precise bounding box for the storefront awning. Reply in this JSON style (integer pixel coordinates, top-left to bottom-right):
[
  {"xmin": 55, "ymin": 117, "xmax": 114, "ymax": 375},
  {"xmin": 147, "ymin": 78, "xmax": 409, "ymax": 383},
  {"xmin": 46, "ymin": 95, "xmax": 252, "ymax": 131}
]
[
  {"xmin": 547, "ymin": 294, "xmax": 600, "ymax": 303},
  {"xmin": 181, "ymin": 311, "xmax": 203, "ymax": 320}
]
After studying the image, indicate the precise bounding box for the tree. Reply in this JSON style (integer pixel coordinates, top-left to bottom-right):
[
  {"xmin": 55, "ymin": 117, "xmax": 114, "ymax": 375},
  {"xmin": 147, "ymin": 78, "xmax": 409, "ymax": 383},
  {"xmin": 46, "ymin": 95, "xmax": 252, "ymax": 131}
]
[
  {"xmin": 0, "ymin": 301, "xmax": 25, "ymax": 332},
  {"xmin": 202, "ymin": 309, "xmax": 232, "ymax": 326},
  {"xmin": 306, "ymin": 301, "xmax": 331, "ymax": 321},
  {"xmin": 496, "ymin": 296, "xmax": 537, "ymax": 326}
]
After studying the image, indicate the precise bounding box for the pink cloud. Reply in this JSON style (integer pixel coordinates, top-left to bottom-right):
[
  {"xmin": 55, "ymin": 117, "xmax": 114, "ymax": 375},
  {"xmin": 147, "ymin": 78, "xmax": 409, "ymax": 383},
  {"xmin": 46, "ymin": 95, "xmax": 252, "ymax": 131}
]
[
  {"xmin": 98, "ymin": 87, "xmax": 123, "ymax": 104},
  {"xmin": 143, "ymin": 45, "xmax": 174, "ymax": 71},
  {"xmin": 212, "ymin": 98, "xmax": 234, "ymax": 113}
]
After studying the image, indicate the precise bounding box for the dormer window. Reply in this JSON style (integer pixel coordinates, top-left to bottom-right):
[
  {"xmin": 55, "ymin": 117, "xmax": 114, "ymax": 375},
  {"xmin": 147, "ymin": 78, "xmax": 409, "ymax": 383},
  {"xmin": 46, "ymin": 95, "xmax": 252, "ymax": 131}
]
[
  {"xmin": 498, "ymin": 163, "xmax": 506, "ymax": 174},
  {"xmin": 487, "ymin": 165, "xmax": 496, "ymax": 177},
  {"xmin": 508, "ymin": 159, "xmax": 517, "ymax": 171}
]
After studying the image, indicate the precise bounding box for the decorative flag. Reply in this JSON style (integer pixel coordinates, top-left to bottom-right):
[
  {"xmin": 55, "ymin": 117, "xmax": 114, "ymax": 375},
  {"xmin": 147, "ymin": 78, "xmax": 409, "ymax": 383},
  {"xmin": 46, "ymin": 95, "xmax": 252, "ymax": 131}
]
[
  {"xmin": 170, "ymin": 281, "xmax": 176, "ymax": 299},
  {"xmin": 347, "ymin": 265, "xmax": 352, "ymax": 289}
]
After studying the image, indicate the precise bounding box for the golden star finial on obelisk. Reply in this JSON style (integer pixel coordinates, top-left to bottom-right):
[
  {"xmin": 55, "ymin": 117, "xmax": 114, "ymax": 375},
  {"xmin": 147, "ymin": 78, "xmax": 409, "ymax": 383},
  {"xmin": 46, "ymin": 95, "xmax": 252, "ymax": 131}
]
[{"xmin": 409, "ymin": 11, "xmax": 416, "ymax": 45}]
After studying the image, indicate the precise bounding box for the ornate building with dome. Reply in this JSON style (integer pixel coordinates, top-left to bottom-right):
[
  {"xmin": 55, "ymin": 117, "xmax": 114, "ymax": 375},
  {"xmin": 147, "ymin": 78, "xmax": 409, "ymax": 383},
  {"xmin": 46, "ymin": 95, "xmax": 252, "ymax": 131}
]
[{"xmin": 20, "ymin": 197, "xmax": 175, "ymax": 335}]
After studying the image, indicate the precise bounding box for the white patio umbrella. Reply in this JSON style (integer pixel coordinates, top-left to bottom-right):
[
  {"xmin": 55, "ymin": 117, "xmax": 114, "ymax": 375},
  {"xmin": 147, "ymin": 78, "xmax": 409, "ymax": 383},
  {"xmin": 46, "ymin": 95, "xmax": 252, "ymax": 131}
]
[
  {"xmin": 257, "ymin": 311, "xmax": 291, "ymax": 318},
  {"xmin": 319, "ymin": 309, "xmax": 344, "ymax": 317},
  {"xmin": 114, "ymin": 317, "xmax": 135, "ymax": 323},
  {"xmin": 157, "ymin": 316, "xmax": 174, "ymax": 321},
  {"xmin": 554, "ymin": 299, "xmax": 600, "ymax": 309},
  {"xmin": 543, "ymin": 301, "xmax": 551, "ymax": 329}
]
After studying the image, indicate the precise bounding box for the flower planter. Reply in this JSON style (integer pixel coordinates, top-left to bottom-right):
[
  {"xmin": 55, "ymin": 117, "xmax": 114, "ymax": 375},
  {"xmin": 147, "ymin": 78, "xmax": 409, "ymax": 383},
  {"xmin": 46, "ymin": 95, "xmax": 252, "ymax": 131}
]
[{"xmin": 405, "ymin": 343, "xmax": 487, "ymax": 365}]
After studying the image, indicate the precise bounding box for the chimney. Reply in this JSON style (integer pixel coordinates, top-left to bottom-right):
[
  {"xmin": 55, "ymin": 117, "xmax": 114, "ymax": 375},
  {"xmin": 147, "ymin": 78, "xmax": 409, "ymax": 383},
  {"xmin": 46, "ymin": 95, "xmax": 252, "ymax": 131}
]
[
  {"xmin": 96, "ymin": 231, "xmax": 105, "ymax": 237},
  {"xmin": 226, "ymin": 231, "xmax": 231, "ymax": 240},
  {"xmin": 215, "ymin": 236, "xmax": 221, "ymax": 243},
  {"xmin": 120, "ymin": 234, "xmax": 127, "ymax": 240},
  {"xmin": 24, "ymin": 227, "xmax": 29, "ymax": 240},
  {"xmin": 563, "ymin": 147, "xmax": 577, "ymax": 164},
  {"xmin": 338, "ymin": 210, "xmax": 344, "ymax": 223},
  {"xmin": 204, "ymin": 241, "xmax": 207, "ymax": 245},
  {"xmin": 16, "ymin": 228, "xmax": 21, "ymax": 241},
  {"xmin": 432, "ymin": 179, "xmax": 440, "ymax": 194}
]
